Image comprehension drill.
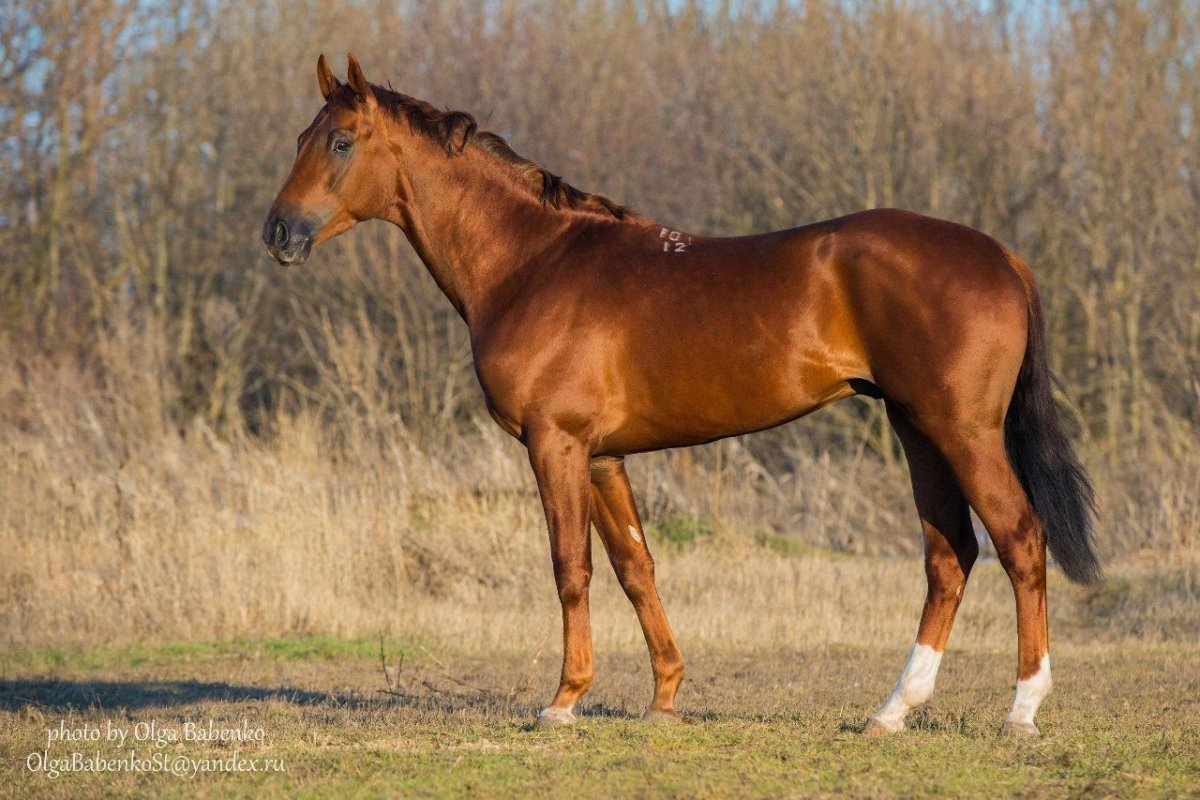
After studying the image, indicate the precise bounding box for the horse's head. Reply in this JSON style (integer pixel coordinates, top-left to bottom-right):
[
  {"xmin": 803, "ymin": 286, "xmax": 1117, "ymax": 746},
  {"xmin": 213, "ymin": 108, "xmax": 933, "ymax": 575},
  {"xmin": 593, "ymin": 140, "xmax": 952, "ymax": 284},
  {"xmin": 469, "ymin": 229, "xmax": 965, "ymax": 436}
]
[{"xmin": 263, "ymin": 54, "xmax": 393, "ymax": 266}]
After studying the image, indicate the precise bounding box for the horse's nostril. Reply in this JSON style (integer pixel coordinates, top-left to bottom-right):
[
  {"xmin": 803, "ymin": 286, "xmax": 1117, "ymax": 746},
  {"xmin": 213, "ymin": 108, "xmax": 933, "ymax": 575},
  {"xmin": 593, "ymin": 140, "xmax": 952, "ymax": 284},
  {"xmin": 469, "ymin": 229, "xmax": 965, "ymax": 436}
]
[{"xmin": 273, "ymin": 219, "xmax": 289, "ymax": 248}]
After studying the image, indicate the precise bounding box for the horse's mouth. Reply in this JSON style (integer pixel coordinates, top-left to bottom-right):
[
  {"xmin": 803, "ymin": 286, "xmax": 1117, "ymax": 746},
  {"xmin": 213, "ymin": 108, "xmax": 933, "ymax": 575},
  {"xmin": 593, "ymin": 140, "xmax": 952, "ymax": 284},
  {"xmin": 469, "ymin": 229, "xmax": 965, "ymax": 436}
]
[{"xmin": 267, "ymin": 238, "xmax": 312, "ymax": 267}]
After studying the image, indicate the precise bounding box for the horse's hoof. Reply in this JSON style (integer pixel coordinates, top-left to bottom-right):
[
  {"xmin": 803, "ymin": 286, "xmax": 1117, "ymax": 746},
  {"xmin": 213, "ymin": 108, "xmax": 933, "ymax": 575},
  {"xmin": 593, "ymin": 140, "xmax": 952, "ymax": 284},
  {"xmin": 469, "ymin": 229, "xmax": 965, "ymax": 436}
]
[
  {"xmin": 863, "ymin": 717, "xmax": 904, "ymax": 735},
  {"xmin": 1001, "ymin": 720, "xmax": 1040, "ymax": 738},
  {"xmin": 536, "ymin": 707, "xmax": 577, "ymax": 728},
  {"xmin": 642, "ymin": 709, "xmax": 682, "ymax": 725}
]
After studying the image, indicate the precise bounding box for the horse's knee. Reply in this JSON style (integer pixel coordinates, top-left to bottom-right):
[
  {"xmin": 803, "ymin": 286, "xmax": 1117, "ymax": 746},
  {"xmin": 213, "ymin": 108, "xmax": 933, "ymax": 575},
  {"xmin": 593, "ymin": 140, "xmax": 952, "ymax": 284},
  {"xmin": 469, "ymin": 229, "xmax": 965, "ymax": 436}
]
[
  {"xmin": 554, "ymin": 567, "xmax": 592, "ymax": 606},
  {"xmin": 616, "ymin": 558, "xmax": 656, "ymax": 602},
  {"xmin": 990, "ymin": 514, "xmax": 1046, "ymax": 588},
  {"xmin": 925, "ymin": 573, "xmax": 968, "ymax": 605},
  {"xmin": 925, "ymin": 535, "xmax": 977, "ymax": 601}
]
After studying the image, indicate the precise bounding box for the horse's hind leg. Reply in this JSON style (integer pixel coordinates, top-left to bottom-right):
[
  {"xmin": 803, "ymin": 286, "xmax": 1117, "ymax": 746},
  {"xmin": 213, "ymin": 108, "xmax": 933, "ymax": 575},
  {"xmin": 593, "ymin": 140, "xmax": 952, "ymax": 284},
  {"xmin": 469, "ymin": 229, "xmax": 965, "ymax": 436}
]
[
  {"xmin": 932, "ymin": 426, "xmax": 1052, "ymax": 736},
  {"xmin": 589, "ymin": 456, "xmax": 685, "ymax": 721},
  {"xmin": 867, "ymin": 405, "xmax": 978, "ymax": 734}
]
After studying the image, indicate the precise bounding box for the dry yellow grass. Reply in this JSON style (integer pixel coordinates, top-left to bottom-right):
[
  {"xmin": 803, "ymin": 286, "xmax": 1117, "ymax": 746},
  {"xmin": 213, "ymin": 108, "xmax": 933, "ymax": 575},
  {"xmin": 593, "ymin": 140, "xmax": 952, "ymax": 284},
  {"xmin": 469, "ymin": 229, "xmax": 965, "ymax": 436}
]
[{"xmin": 3, "ymin": 360, "xmax": 1196, "ymax": 655}]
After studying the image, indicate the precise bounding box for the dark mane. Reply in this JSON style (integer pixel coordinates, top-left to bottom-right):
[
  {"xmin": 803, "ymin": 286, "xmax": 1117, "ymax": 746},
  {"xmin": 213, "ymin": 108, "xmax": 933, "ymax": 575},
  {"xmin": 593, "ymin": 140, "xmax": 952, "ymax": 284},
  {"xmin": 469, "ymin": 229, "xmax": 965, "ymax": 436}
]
[{"xmin": 370, "ymin": 84, "xmax": 630, "ymax": 220}]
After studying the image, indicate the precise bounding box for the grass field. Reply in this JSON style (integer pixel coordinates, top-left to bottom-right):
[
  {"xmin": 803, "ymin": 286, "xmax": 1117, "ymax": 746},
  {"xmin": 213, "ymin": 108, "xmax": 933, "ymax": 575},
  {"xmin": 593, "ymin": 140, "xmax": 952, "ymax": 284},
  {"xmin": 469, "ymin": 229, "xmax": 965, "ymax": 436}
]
[
  {"xmin": 4, "ymin": 577, "xmax": 1198, "ymax": 798},
  {"xmin": 4, "ymin": 372, "xmax": 1199, "ymax": 797}
]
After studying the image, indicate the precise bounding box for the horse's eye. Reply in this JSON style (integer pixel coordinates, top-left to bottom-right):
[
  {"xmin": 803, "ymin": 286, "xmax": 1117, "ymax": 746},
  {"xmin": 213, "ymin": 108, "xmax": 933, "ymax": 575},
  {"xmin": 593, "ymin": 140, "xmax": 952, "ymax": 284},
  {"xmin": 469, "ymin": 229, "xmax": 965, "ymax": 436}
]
[{"xmin": 332, "ymin": 139, "xmax": 352, "ymax": 155}]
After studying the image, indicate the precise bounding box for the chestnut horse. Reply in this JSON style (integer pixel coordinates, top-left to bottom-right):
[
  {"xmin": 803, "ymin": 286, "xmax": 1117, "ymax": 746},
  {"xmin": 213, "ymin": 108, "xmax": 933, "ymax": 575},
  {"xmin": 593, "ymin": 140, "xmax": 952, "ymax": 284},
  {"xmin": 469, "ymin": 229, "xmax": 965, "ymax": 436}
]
[{"xmin": 264, "ymin": 55, "xmax": 1099, "ymax": 736}]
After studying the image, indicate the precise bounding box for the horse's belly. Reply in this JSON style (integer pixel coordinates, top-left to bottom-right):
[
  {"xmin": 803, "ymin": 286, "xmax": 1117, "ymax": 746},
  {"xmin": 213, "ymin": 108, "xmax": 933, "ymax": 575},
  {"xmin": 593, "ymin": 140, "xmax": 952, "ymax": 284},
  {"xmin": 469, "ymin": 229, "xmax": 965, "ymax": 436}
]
[{"xmin": 597, "ymin": 360, "xmax": 859, "ymax": 455}]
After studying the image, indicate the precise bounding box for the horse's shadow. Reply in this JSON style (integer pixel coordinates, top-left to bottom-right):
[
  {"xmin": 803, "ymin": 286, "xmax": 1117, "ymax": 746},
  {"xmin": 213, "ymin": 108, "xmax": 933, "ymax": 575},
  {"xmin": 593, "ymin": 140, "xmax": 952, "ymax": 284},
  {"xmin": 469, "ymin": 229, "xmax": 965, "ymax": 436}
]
[
  {"xmin": 0, "ymin": 678, "xmax": 349, "ymax": 712},
  {"xmin": 0, "ymin": 678, "xmax": 610, "ymax": 721},
  {"xmin": 3, "ymin": 679, "xmax": 664, "ymax": 727}
]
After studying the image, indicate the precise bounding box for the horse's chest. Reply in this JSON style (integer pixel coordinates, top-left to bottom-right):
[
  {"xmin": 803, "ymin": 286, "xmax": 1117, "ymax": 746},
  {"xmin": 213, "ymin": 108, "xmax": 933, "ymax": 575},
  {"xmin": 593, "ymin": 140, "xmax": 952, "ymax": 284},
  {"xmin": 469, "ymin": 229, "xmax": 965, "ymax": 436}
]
[
  {"xmin": 471, "ymin": 324, "xmax": 610, "ymax": 434},
  {"xmin": 469, "ymin": 334, "xmax": 548, "ymax": 428}
]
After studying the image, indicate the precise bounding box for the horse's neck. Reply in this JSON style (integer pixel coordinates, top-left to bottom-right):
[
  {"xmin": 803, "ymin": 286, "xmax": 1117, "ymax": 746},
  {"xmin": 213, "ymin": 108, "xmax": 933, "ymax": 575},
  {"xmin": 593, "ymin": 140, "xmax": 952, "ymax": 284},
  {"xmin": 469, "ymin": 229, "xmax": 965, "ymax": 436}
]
[{"xmin": 387, "ymin": 143, "xmax": 579, "ymax": 324}]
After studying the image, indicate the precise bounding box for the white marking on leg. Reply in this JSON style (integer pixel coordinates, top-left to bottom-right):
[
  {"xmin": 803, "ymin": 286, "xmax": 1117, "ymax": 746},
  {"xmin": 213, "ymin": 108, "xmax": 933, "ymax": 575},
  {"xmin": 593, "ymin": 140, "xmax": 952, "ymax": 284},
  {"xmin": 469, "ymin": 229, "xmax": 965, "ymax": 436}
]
[
  {"xmin": 1006, "ymin": 654, "xmax": 1052, "ymax": 727},
  {"xmin": 627, "ymin": 524, "xmax": 642, "ymax": 543},
  {"xmin": 870, "ymin": 644, "xmax": 943, "ymax": 731}
]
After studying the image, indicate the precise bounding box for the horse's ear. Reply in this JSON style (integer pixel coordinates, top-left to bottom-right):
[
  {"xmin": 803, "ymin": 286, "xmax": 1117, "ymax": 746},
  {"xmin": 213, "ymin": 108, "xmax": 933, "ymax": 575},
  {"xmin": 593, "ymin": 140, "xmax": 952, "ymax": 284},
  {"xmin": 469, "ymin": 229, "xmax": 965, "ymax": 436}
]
[
  {"xmin": 346, "ymin": 53, "xmax": 377, "ymax": 110},
  {"xmin": 317, "ymin": 53, "xmax": 340, "ymax": 101}
]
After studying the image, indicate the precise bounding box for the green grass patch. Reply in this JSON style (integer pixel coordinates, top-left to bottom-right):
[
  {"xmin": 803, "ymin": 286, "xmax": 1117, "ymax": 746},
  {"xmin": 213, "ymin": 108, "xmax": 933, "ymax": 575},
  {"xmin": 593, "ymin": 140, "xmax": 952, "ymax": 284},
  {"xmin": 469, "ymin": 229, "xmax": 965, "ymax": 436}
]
[
  {"xmin": 0, "ymin": 635, "xmax": 417, "ymax": 674},
  {"xmin": 750, "ymin": 530, "xmax": 854, "ymax": 559},
  {"xmin": 645, "ymin": 512, "xmax": 714, "ymax": 547}
]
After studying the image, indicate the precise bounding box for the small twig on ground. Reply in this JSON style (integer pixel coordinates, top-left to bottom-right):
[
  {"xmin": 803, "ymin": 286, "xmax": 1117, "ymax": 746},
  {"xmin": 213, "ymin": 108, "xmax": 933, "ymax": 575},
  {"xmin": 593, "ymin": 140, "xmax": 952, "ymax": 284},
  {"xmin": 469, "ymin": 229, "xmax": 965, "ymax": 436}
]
[
  {"xmin": 418, "ymin": 645, "xmax": 488, "ymax": 694},
  {"xmin": 378, "ymin": 632, "xmax": 406, "ymax": 698}
]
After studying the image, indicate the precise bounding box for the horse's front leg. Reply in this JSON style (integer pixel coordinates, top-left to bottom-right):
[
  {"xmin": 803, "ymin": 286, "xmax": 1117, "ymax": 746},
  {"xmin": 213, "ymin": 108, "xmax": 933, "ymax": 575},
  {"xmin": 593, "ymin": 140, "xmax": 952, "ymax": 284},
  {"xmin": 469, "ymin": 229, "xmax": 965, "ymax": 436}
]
[
  {"xmin": 590, "ymin": 456, "xmax": 685, "ymax": 721},
  {"xmin": 527, "ymin": 424, "xmax": 595, "ymax": 727}
]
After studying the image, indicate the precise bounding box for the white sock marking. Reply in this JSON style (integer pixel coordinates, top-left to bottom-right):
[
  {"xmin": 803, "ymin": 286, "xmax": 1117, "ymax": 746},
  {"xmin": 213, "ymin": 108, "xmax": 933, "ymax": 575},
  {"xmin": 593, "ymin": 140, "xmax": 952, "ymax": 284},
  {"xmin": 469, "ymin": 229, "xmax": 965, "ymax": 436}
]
[
  {"xmin": 1007, "ymin": 654, "xmax": 1052, "ymax": 726},
  {"xmin": 870, "ymin": 644, "xmax": 943, "ymax": 731},
  {"xmin": 627, "ymin": 524, "xmax": 642, "ymax": 543}
]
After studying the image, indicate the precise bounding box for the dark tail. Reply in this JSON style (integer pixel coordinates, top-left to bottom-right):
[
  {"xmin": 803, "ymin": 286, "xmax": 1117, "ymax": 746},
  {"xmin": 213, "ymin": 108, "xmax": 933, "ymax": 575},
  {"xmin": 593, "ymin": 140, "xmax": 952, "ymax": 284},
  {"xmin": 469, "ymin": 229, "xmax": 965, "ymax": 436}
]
[{"xmin": 1003, "ymin": 251, "xmax": 1101, "ymax": 585}]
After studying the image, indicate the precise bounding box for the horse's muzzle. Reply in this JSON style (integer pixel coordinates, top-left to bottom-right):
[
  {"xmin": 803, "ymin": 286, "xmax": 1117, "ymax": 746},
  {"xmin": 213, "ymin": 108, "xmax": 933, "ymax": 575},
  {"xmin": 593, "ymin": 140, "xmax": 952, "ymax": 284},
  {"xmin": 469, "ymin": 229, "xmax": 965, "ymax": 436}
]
[{"xmin": 263, "ymin": 212, "xmax": 314, "ymax": 266}]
